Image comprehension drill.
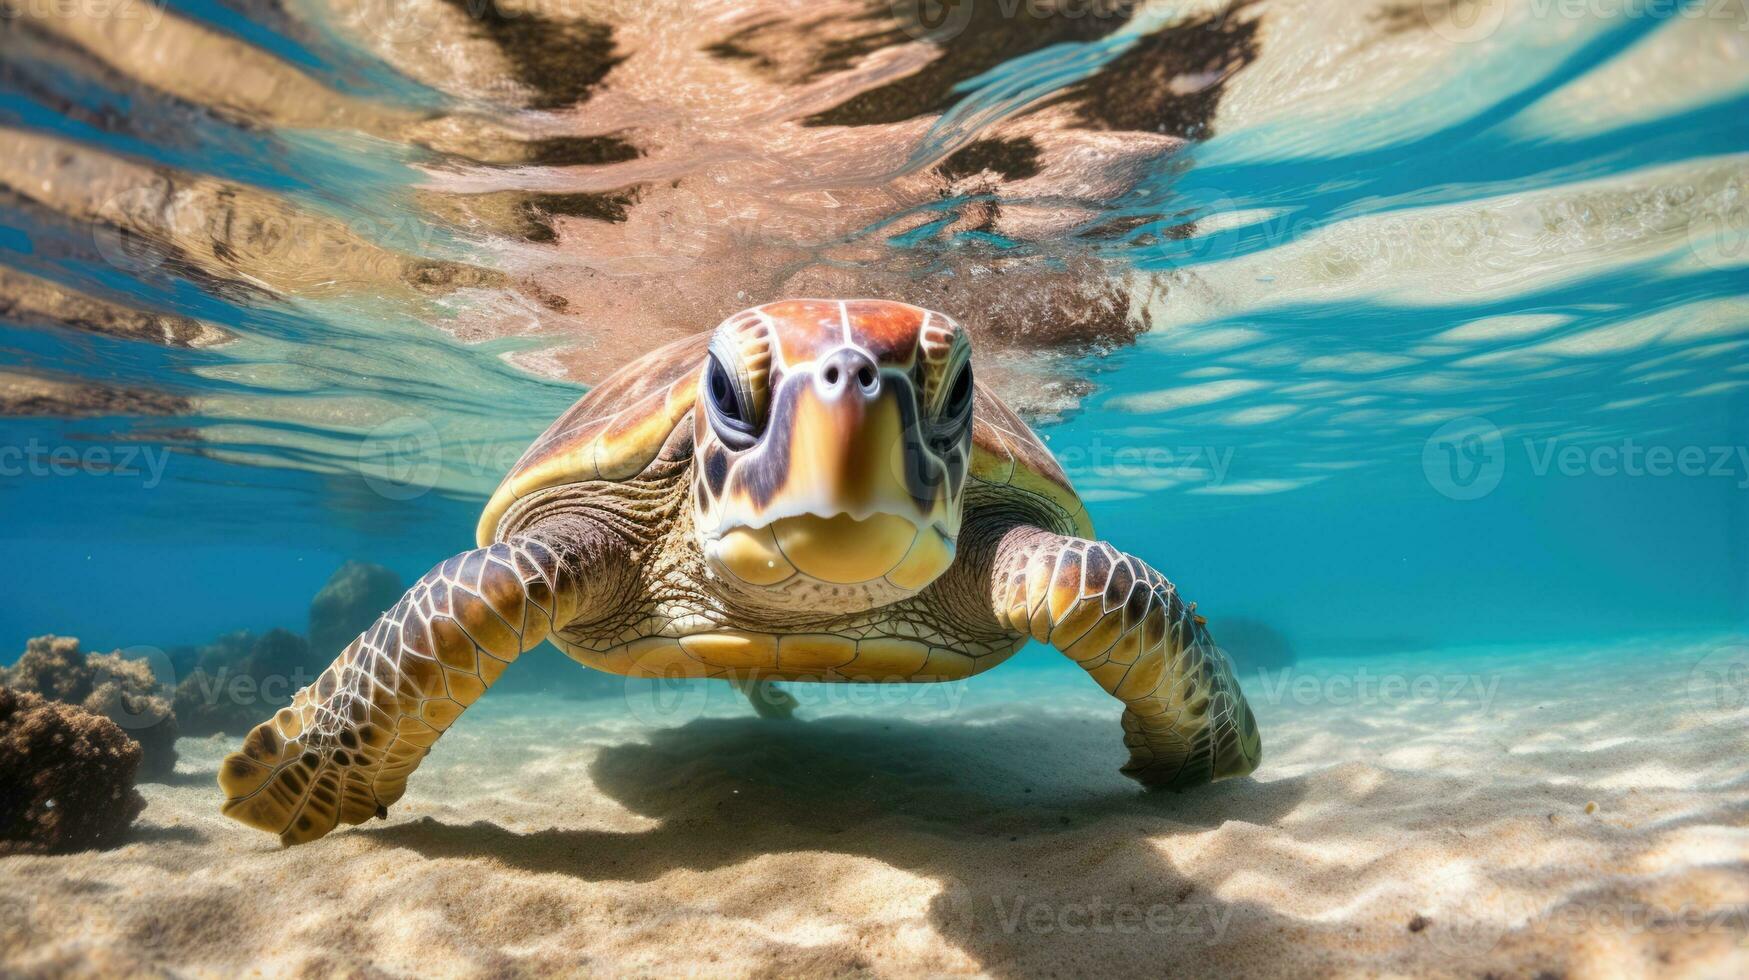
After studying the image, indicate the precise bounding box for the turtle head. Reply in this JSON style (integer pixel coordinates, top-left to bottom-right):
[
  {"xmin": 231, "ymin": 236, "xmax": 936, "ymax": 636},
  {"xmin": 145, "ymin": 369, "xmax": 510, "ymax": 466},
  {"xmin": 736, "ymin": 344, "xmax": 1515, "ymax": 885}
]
[{"xmin": 690, "ymin": 299, "xmax": 974, "ymax": 613}]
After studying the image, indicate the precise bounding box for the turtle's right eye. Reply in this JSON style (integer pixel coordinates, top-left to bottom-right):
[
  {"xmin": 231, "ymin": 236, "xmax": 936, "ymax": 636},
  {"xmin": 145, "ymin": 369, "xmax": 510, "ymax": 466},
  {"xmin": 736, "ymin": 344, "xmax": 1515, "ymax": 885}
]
[
  {"xmin": 705, "ymin": 353, "xmax": 759, "ymax": 449},
  {"xmin": 943, "ymin": 362, "xmax": 973, "ymax": 421}
]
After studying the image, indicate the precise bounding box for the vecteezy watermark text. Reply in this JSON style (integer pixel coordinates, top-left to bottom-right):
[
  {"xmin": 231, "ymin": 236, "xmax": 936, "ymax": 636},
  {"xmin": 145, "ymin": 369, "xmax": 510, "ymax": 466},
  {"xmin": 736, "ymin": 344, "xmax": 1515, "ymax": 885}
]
[
  {"xmin": 1523, "ymin": 438, "xmax": 1749, "ymax": 486},
  {"xmin": 1526, "ymin": 0, "xmax": 1748, "ymax": 28},
  {"xmin": 0, "ymin": 0, "xmax": 167, "ymax": 29},
  {"xmin": 1250, "ymin": 666, "xmax": 1503, "ymax": 711},
  {"xmin": 1, "ymin": 438, "xmax": 170, "ymax": 488},
  {"xmin": 1422, "ymin": 0, "xmax": 1749, "ymax": 45},
  {"xmin": 1054, "ymin": 439, "xmax": 1236, "ymax": 487},
  {"xmin": 991, "ymin": 895, "xmax": 1235, "ymax": 937},
  {"xmin": 176, "ymin": 665, "xmax": 321, "ymax": 713},
  {"xmin": 893, "ymin": 0, "xmax": 1182, "ymax": 41},
  {"xmin": 1423, "ymin": 418, "xmax": 1749, "ymax": 499}
]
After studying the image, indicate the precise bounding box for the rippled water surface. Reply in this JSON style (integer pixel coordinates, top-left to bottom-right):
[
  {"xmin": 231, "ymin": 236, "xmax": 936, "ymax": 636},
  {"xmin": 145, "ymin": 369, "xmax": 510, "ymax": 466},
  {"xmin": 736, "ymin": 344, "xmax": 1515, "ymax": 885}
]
[{"xmin": 2, "ymin": 0, "xmax": 1745, "ymax": 657}]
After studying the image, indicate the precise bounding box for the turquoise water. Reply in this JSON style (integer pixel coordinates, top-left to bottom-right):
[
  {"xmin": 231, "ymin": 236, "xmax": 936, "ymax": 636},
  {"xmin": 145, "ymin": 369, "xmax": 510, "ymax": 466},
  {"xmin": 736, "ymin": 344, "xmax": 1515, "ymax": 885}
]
[{"xmin": 1, "ymin": 1, "xmax": 1745, "ymax": 671}]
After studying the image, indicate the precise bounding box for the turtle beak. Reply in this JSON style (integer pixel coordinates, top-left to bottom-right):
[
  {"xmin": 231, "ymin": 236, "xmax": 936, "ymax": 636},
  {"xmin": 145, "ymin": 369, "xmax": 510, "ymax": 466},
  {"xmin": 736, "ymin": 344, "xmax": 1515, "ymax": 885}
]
[
  {"xmin": 791, "ymin": 347, "xmax": 910, "ymax": 515},
  {"xmin": 707, "ymin": 347, "xmax": 959, "ymax": 590}
]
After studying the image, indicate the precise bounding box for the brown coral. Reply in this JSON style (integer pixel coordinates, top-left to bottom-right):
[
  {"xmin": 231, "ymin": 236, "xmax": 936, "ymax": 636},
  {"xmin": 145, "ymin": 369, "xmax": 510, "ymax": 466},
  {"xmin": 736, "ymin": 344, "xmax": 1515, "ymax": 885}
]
[
  {"xmin": 0, "ymin": 686, "xmax": 145, "ymax": 855},
  {"xmin": 2, "ymin": 636, "xmax": 178, "ymax": 780}
]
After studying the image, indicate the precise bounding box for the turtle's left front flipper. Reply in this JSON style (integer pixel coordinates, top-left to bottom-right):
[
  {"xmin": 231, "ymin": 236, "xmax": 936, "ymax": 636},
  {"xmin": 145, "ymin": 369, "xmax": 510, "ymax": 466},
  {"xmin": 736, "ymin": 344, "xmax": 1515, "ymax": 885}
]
[
  {"xmin": 990, "ymin": 527, "xmax": 1262, "ymax": 790},
  {"xmin": 219, "ymin": 536, "xmax": 583, "ymax": 845}
]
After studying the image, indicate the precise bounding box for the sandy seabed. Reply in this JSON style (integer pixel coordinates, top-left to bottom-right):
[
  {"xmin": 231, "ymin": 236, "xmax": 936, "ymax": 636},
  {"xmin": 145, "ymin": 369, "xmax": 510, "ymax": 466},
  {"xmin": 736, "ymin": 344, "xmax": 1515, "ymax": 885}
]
[{"xmin": 3, "ymin": 637, "xmax": 1747, "ymax": 978}]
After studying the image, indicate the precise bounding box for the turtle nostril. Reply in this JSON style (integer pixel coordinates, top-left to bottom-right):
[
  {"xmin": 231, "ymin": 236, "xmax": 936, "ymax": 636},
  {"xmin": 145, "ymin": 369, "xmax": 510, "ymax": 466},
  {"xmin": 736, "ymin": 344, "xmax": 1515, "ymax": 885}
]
[{"xmin": 818, "ymin": 349, "xmax": 881, "ymax": 399}]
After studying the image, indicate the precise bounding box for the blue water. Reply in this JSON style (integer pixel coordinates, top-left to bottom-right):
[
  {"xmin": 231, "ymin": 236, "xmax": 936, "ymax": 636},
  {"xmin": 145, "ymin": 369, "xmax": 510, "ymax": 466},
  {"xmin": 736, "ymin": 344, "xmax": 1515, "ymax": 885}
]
[{"xmin": 1, "ymin": 2, "xmax": 1744, "ymax": 669}]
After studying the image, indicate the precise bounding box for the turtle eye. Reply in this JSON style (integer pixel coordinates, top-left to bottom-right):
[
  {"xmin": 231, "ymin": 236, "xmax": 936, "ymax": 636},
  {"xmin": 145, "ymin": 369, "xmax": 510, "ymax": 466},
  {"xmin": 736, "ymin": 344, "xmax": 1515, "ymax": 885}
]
[
  {"xmin": 929, "ymin": 362, "xmax": 973, "ymax": 452},
  {"xmin": 708, "ymin": 356, "xmax": 744, "ymax": 423},
  {"xmin": 943, "ymin": 363, "xmax": 973, "ymax": 421},
  {"xmin": 706, "ymin": 353, "xmax": 759, "ymax": 448}
]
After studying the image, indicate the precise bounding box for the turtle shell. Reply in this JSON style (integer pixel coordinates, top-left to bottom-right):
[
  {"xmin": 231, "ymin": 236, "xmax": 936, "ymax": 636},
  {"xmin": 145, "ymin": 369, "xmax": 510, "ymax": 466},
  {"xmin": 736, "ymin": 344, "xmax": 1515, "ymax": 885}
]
[
  {"xmin": 966, "ymin": 385, "xmax": 1094, "ymax": 539},
  {"xmin": 476, "ymin": 326, "xmax": 1093, "ymax": 546},
  {"xmin": 475, "ymin": 332, "xmax": 707, "ymax": 546}
]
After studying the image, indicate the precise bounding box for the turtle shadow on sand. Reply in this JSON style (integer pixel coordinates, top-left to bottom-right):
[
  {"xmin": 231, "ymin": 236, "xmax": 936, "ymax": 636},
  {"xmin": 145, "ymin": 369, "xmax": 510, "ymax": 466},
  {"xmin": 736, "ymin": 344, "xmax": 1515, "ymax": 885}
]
[{"xmin": 364, "ymin": 714, "xmax": 1310, "ymax": 975}]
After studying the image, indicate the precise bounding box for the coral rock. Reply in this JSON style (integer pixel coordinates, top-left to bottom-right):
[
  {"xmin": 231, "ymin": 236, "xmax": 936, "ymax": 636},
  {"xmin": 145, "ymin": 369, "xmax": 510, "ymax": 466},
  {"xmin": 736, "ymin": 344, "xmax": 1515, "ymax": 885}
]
[
  {"xmin": 172, "ymin": 629, "xmax": 316, "ymax": 737},
  {"xmin": 2, "ymin": 636, "xmax": 177, "ymax": 781},
  {"xmin": 0, "ymin": 686, "xmax": 145, "ymax": 855},
  {"xmin": 308, "ymin": 560, "xmax": 404, "ymax": 656}
]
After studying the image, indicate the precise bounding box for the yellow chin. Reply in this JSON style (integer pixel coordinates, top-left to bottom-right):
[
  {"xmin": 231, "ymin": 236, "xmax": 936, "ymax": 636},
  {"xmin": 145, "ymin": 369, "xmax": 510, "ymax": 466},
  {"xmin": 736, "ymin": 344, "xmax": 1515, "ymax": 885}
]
[{"xmin": 712, "ymin": 514, "xmax": 956, "ymax": 590}]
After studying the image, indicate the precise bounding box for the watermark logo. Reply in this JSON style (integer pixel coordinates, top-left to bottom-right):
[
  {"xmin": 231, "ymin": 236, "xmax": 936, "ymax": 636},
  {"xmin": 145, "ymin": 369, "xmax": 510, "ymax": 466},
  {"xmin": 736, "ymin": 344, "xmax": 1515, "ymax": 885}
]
[
  {"xmin": 1152, "ymin": 189, "xmax": 1246, "ymax": 265},
  {"xmin": 878, "ymin": 419, "xmax": 1236, "ymax": 496},
  {"xmin": 359, "ymin": 416, "xmax": 442, "ymax": 500},
  {"xmin": 1686, "ymin": 182, "xmax": 1749, "ymax": 272},
  {"xmin": 1524, "ymin": 439, "xmax": 1749, "ymax": 486},
  {"xmin": 623, "ymin": 670, "xmax": 713, "ymax": 728},
  {"xmin": 895, "ymin": 0, "xmax": 977, "ymax": 40},
  {"xmin": 618, "ymin": 189, "xmax": 722, "ymax": 274},
  {"xmin": 1063, "ymin": 439, "xmax": 1236, "ymax": 490},
  {"xmin": 331, "ymin": 0, "xmax": 442, "ymax": 45},
  {"xmin": 1686, "ymin": 644, "xmax": 1749, "ymax": 725},
  {"xmin": 93, "ymin": 645, "xmax": 176, "ymax": 730},
  {"xmin": 1423, "ymin": 0, "xmax": 1511, "ymax": 43},
  {"xmin": 92, "ymin": 188, "xmax": 169, "ymax": 276},
  {"xmin": 1423, "ymin": 416, "xmax": 1506, "ymax": 500}
]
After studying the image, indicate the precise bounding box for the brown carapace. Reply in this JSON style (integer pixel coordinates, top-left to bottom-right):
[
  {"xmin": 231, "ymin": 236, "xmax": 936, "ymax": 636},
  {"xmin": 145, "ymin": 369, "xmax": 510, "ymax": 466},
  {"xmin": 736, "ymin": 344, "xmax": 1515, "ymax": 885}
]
[{"xmin": 220, "ymin": 299, "xmax": 1261, "ymax": 845}]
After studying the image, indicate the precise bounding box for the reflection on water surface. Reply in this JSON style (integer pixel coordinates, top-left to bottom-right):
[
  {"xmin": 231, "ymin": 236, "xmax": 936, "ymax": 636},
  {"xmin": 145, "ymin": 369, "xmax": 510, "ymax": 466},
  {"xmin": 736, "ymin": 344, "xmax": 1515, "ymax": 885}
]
[{"xmin": 0, "ymin": 0, "xmax": 1744, "ymax": 652}]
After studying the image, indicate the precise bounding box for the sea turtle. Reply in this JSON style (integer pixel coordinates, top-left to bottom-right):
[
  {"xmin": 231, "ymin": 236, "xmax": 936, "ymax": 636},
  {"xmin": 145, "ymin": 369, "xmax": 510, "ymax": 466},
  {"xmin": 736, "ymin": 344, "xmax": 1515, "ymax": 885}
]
[{"xmin": 219, "ymin": 299, "xmax": 1262, "ymax": 845}]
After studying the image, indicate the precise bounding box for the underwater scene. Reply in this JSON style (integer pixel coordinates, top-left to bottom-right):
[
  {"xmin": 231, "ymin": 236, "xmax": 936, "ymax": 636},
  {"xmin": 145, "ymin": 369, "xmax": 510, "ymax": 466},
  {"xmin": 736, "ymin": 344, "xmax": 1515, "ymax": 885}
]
[{"xmin": 1, "ymin": 0, "xmax": 1746, "ymax": 975}]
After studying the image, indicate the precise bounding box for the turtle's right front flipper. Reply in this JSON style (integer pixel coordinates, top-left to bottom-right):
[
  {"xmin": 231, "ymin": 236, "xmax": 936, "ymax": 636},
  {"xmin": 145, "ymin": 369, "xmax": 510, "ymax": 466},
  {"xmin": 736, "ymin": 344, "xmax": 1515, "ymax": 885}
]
[
  {"xmin": 989, "ymin": 526, "xmax": 1262, "ymax": 791},
  {"xmin": 219, "ymin": 536, "xmax": 583, "ymax": 845}
]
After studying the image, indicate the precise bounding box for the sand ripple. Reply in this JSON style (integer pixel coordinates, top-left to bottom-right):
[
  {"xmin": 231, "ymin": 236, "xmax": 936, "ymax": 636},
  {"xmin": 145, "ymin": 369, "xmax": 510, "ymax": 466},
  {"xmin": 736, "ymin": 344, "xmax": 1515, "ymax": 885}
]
[{"xmin": 3, "ymin": 639, "xmax": 1746, "ymax": 977}]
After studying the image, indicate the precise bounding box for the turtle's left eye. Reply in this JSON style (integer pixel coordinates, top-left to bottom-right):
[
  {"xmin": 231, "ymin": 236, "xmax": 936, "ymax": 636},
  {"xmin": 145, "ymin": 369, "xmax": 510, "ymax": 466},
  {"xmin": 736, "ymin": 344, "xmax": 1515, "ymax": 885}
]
[
  {"xmin": 708, "ymin": 357, "xmax": 744, "ymax": 423},
  {"xmin": 705, "ymin": 353, "xmax": 759, "ymax": 449}
]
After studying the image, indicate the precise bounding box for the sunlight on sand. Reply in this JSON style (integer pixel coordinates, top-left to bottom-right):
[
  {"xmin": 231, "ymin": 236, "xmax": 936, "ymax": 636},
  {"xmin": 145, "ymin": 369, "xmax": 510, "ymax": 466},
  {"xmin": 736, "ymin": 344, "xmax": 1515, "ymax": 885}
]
[{"xmin": 3, "ymin": 637, "xmax": 1745, "ymax": 976}]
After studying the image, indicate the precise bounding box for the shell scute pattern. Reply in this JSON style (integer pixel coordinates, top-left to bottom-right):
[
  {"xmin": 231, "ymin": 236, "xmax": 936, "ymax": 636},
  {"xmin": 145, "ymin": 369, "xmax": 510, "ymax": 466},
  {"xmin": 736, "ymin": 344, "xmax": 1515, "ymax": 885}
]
[
  {"xmin": 838, "ymin": 299, "xmax": 929, "ymax": 364},
  {"xmin": 969, "ymin": 387, "xmax": 1092, "ymax": 538},
  {"xmin": 759, "ymin": 299, "xmax": 865, "ymax": 365},
  {"xmin": 476, "ymin": 333, "xmax": 707, "ymax": 545}
]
